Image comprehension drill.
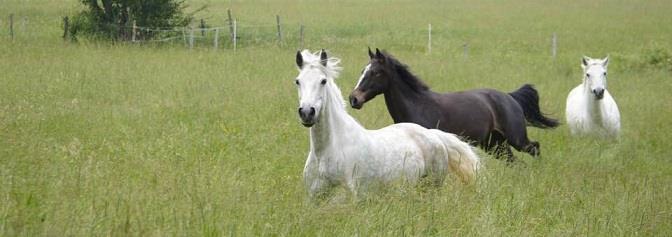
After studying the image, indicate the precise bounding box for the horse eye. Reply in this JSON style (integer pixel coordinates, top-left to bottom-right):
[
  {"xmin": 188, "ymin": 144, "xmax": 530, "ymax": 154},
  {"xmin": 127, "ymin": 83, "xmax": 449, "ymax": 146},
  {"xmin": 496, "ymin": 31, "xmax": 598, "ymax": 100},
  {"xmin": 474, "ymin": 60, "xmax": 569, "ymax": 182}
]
[
  {"xmin": 295, "ymin": 80, "xmax": 300, "ymax": 85},
  {"xmin": 585, "ymin": 73, "xmax": 590, "ymax": 78},
  {"xmin": 320, "ymin": 79, "xmax": 327, "ymax": 85},
  {"xmin": 603, "ymin": 72, "xmax": 607, "ymax": 76}
]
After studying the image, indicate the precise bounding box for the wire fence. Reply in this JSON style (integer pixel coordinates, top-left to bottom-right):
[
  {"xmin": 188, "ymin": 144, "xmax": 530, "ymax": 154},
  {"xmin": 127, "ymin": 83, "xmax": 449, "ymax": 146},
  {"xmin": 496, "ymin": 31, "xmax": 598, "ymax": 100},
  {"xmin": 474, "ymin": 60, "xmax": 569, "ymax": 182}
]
[{"xmin": 4, "ymin": 11, "xmax": 560, "ymax": 59}]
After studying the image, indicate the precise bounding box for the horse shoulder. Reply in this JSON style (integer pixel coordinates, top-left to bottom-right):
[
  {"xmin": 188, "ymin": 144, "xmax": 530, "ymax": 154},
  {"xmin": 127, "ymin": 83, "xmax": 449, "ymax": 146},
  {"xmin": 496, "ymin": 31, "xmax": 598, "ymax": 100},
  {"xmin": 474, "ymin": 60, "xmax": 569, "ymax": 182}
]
[
  {"xmin": 566, "ymin": 86, "xmax": 587, "ymax": 118},
  {"xmin": 565, "ymin": 86, "xmax": 585, "ymax": 112}
]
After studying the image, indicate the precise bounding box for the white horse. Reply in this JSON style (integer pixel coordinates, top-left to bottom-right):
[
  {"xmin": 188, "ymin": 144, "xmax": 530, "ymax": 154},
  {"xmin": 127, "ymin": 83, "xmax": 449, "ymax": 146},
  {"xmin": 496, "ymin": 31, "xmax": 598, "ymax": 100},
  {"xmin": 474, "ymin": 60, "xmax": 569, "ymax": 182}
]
[
  {"xmin": 293, "ymin": 49, "xmax": 481, "ymax": 199},
  {"xmin": 565, "ymin": 56, "xmax": 621, "ymax": 138}
]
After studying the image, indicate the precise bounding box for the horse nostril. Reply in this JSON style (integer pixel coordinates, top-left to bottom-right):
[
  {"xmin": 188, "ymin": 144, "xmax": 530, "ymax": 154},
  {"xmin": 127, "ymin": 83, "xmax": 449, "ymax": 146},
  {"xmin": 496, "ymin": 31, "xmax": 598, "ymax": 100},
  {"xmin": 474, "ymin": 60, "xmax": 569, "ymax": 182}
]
[
  {"xmin": 593, "ymin": 89, "xmax": 605, "ymax": 98},
  {"xmin": 309, "ymin": 107, "xmax": 316, "ymax": 116},
  {"xmin": 350, "ymin": 96, "xmax": 358, "ymax": 106}
]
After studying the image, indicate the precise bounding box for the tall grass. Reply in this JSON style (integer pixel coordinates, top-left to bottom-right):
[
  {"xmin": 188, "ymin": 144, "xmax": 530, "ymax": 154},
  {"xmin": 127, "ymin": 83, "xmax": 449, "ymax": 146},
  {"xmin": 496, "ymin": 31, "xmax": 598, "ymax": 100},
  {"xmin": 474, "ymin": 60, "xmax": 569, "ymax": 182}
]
[{"xmin": 1, "ymin": 0, "xmax": 671, "ymax": 236}]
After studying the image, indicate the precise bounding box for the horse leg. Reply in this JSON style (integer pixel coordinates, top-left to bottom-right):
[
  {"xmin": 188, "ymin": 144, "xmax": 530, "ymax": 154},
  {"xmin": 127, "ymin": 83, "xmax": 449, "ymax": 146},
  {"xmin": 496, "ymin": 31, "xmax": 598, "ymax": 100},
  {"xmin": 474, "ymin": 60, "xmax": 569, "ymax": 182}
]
[
  {"xmin": 494, "ymin": 113, "xmax": 542, "ymax": 158},
  {"xmin": 504, "ymin": 129, "xmax": 540, "ymax": 158},
  {"xmin": 484, "ymin": 131, "xmax": 515, "ymax": 161},
  {"xmin": 525, "ymin": 141, "xmax": 540, "ymax": 157},
  {"xmin": 493, "ymin": 144, "xmax": 515, "ymax": 163}
]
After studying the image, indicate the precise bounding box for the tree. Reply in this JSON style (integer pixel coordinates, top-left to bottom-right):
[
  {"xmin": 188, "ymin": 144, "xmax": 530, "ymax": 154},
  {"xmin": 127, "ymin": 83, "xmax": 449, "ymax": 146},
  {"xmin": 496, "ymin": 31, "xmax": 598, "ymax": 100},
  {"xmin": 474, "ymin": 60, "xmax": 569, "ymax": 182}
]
[{"xmin": 70, "ymin": 0, "xmax": 198, "ymax": 41}]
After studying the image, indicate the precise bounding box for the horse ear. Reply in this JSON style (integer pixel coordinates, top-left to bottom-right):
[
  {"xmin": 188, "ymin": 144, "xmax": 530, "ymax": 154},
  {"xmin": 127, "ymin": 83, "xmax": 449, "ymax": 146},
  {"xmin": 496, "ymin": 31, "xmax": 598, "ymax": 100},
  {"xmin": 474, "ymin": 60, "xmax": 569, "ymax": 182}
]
[
  {"xmin": 375, "ymin": 48, "xmax": 385, "ymax": 62},
  {"xmin": 296, "ymin": 51, "xmax": 303, "ymax": 68},
  {"xmin": 320, "ymin": 49, "xmax": 328, "ymax": 67},
  {"xmin": 368, "ymin": 47, "xmax": 374, "ymax": 59},
  {"xmin": 581, "ymin": 56, "xmax": 590, "ymax": 69},
  {"xmin": 602, "ymin": 56, "xmax": 609, "ymax": 68}
]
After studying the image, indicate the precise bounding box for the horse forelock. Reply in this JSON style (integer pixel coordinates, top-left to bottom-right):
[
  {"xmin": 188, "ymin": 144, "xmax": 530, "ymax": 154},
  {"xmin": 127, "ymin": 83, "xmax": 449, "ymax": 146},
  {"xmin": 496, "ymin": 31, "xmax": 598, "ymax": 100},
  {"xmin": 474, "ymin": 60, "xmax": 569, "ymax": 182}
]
[
  {"xmin": 378, "ymin": 51, "xmax": 430, "ymax": 92},
  {"xmin": 299, "ymin": 50, "xmax": 347, "ymax": 108},
  {"xmin": 300, "ymin": 50, "xmax": 342, "ymax": 80}
]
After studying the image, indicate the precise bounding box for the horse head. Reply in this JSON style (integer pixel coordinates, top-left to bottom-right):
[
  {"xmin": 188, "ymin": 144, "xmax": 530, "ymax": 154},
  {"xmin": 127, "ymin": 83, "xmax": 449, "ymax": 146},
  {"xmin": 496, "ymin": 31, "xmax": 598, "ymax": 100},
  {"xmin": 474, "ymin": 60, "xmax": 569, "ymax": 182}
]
[
  {"xmin": 294, "ymin": 49, "xmax": 341, "ymax": 127},
  {"xmin": 581, "ymin": 56, "xmax": 609, "ymax": 100},
  {"xmin": 349, "ymin": 48, "xmax": 392, "ymax": 109}
]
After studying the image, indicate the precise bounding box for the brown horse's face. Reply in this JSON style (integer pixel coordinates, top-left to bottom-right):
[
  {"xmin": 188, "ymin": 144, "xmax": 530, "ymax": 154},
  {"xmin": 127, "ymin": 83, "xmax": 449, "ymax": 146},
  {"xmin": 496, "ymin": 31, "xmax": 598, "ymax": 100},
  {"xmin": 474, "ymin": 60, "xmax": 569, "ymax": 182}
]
[{"xmin": 349, "ymin": 49, "xmax": 390, "ymax": 109}]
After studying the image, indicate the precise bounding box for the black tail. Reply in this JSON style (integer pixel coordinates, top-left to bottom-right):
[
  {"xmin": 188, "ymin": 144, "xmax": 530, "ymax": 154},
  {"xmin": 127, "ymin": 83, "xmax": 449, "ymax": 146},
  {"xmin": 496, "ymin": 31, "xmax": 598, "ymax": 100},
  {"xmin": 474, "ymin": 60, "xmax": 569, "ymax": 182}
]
[{"xmin": 509, "ymin": 84, "xmax": 559, "ymax": 129}]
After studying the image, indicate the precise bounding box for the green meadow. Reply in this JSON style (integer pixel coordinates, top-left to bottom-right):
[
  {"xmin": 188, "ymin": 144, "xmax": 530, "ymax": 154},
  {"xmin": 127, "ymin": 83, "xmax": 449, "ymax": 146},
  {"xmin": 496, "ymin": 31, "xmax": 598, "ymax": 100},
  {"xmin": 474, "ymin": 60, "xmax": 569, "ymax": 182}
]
[{"xmin": 1, "ymin": 0, "xmax": 671, "ymax": 236}]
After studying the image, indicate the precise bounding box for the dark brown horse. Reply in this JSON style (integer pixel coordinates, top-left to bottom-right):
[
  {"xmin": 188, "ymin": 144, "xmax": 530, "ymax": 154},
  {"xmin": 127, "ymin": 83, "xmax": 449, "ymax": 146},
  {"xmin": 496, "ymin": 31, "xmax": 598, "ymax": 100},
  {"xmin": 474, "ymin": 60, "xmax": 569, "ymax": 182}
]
[{"xmin": 349, "ymin": 48, "xmax": 559, "ymax": 162}]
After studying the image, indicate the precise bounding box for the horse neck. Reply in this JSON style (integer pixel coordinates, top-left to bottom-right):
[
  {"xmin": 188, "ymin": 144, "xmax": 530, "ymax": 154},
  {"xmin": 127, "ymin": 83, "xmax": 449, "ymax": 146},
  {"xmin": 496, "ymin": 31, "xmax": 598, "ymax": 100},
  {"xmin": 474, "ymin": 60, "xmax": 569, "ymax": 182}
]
[
  {"xmin": 384, "ymin": 67, "xmax": 433, "ymax": 122},
  {"xmin": 310, "ymin": 83, "xmax": 365, "ymax": 152}
]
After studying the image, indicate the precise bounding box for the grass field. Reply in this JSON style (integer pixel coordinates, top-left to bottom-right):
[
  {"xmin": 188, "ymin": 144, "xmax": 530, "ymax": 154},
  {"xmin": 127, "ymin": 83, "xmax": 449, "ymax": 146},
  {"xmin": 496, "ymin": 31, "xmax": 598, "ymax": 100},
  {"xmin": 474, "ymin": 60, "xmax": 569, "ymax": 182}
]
[{"xmin": 1, "ymin": 0, "xmax": 671, "ymax": 236}]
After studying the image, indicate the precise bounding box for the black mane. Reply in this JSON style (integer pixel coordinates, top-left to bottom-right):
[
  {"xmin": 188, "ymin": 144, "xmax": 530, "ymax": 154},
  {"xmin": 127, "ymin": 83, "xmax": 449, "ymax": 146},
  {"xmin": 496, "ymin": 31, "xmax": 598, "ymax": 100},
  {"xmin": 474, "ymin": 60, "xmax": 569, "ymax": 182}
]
[{"xmin": 382, "ymin": 52, "xmax": 430, "ymax": 92}]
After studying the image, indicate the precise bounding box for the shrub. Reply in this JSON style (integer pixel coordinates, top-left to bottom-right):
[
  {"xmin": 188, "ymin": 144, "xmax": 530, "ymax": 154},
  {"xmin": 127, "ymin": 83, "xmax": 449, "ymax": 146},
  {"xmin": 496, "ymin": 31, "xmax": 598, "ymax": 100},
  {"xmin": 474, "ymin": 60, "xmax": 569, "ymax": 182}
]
[
  {"xmin": 69, "ymin": 0, "xmax": 198, "ymax": 41},
  {"xmin": 642, "ymin": 46, "xmax": 672, "ymax": 72}
]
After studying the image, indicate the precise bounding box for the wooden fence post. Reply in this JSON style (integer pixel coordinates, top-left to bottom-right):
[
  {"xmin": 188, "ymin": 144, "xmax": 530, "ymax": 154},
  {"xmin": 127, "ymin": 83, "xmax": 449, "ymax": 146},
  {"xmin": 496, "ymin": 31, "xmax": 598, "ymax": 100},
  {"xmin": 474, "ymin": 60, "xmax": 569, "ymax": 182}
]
[
  {"xmin": 131, "ymin": 20, "xmax": 137, "ymax": 42},
  {"xmin": 427, "ymin": 24, "xmax": 432, "ymax": 54},
  {"xmin": 9, "ymin": 14, "xmax": 14, "ymax": 40},
  {"xmin": 233, "ymin": 19, "xmax": 237, "ymax": 51},
  {"xmin": 182, "ymin": 29, "xmax": 187, "ymax": 46},
  {"xmin": 276, "ymin": 15, "xmax": 282, "ymax": 43},
  {"xmin": 552, "ymin": 32, "xmax": 557, "ymax": 59},
  {"xmin": 62, "ymin": 16, "xmax": 69, "ymax": 41},
  {"xmin": 189, "ymin": 27, "xmax": 194, "ymax": 49},
  {"xmin": 299, "ymin": 24, "xmax": 304, "ymax": 49},
  {"xmin": 227, "ymin": 9, "xmax": 234, "ymax": 41},
  {"xmin": 200, "ymin": 19, "xmax": 206, "ymax": 36},
  {"xmin": 21, "ymin": 16, "xmax": 27, "ymax": 32}
]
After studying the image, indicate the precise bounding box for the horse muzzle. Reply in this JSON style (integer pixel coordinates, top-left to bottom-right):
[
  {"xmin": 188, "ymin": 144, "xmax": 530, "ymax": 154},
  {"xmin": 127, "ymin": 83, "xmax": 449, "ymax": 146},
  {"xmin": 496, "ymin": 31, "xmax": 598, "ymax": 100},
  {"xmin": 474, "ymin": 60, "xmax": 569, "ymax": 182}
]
[
  {"xmin": 592, "ymin": 89, "xmax": 605, "ymax": 100},
  {"xmin": 298, "ymin": 106, "xmax": 316, "ymax": 127},
  {"xmin": 349, "ymin": 93, "xmax": 366, "ymax": 109}
]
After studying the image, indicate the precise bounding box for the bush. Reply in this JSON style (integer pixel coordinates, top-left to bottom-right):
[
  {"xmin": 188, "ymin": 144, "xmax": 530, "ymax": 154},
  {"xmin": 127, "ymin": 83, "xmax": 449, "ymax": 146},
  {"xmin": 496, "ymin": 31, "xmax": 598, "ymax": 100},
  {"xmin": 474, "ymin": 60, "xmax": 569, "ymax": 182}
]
[
  {"xmin": 642, "ymin": 46, "xmax": 672, "ymax": 72},
  {"xmin": 69, "ymin": 0, "xmax": 198, "ymax": 41}
]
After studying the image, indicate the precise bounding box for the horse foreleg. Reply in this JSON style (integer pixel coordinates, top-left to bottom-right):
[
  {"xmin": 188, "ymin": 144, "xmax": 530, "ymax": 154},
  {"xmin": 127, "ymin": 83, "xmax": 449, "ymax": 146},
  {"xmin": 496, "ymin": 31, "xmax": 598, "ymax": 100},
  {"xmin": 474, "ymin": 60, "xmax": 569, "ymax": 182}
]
[
  {"xmin": 305, "ymin": 176, "xmax": 333, "ymax": 200},
  {"xmin": 522, "ymin": 141, "xmax": 540, "ymax": 158},
  {"xmin": 494, "ymin": 144, "xmax": 516, "ymax": 163}
]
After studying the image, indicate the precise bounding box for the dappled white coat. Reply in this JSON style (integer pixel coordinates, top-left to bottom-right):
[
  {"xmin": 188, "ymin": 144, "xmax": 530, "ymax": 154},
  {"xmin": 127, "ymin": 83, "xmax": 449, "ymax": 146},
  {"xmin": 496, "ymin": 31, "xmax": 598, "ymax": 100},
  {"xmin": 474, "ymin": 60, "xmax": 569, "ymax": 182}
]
[
  {"xmin": 565, "ymin": 56, "xmax": 620, "ymax": 138},
  {"xmin": 295, "ymin": 50, "xmax": 480, "ymax": 198}
]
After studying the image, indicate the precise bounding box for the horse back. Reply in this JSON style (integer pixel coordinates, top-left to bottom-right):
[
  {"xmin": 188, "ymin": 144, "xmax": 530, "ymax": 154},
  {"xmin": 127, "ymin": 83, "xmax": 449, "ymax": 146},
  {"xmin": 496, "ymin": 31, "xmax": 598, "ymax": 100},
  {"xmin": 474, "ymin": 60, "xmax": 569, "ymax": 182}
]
[{"xmin": 432, "ymin": 89, "xmax": 506, "ymax": 141}]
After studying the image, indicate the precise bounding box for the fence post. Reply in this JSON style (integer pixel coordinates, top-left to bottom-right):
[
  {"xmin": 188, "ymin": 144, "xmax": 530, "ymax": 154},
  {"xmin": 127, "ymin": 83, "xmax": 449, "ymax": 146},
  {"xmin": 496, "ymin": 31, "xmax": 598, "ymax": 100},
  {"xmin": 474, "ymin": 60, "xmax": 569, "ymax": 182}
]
[
  {"xmin": 227, "ymin": 9, "xmax": 234, "ymax": 41},
  {"xmin": 189, "ymin": 27, "xmax": 194, "ymax": 49},
  {"xmin": 214, "ymin": 28, "xmax": 219, "ymax": 50},
  {"xmin": 233, "ymin": 19, "xmax": 237, "ymax": 51},
  {"xmin": 62, "ymin": 16, "xmax": 69, "ymax": 42},
  {"xmin": 552, "ymin": 32, "xmax": 557, "ymax": 59},
  {"xmin": 427, "ymin": 23, "xmax": 432, "ymax": 54},
  {"xmin": 276, "ymin": 15, "xmax": 282, "ymax": 44},
  {"xmin": 131, "ymin": 20, "xmax": 137, "ymax": 42},
  {"xmin": 9, "ymin": 14, "xmax": 14, "ymax": 40},
  {"xmin": 299, "ymin": 24, "xmax": 304, "ymax": 49},
  {"xmin": 182, "ymin": 29, "xmax": 187, "ymax": 46},
  {"xmin": 21, "ymin": 16, "xmax": 27, "ymax": 32},
  {"xmin": 200, "ymin": 19, "xmax": 206, "ymax": 36}
]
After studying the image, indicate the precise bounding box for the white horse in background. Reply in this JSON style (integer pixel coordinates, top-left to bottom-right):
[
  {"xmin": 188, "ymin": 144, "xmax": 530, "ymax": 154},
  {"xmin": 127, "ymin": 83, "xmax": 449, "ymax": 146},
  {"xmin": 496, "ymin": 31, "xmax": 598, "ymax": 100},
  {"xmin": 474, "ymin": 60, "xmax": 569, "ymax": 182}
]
[
  {"xmin": 566, "ymin": 56, "xmax": 621, "ymax": 138},
  {"xmin": 293, "ymin": 49, "xmax": 481, "ymax": 199}
]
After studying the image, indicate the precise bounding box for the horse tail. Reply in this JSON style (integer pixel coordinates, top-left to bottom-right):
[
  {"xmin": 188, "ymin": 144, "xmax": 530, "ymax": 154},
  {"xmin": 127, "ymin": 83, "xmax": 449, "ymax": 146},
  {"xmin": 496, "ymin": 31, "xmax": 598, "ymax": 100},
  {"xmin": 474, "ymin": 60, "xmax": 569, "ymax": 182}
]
[
  {"xmin": 433, "ymin": 131, "xmax": 481, "ymax": 184},
  {"xmin": 509, "ymin": 84, "xmax": 559, "ymax": 129}
]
